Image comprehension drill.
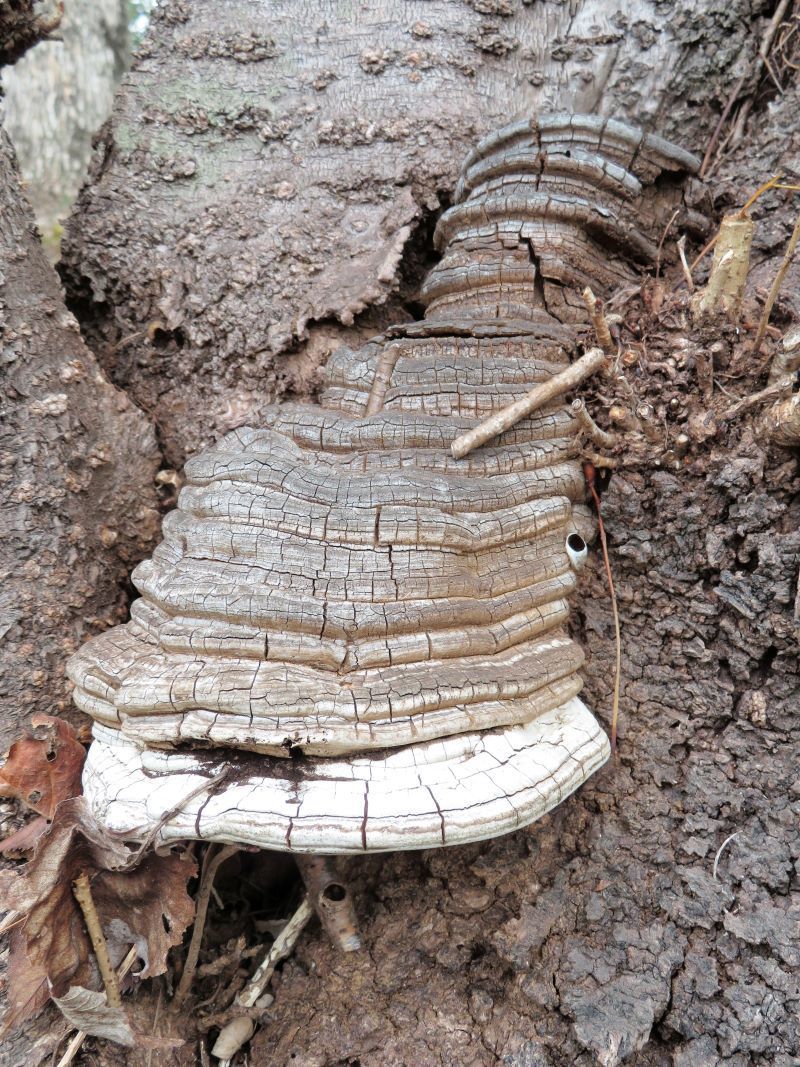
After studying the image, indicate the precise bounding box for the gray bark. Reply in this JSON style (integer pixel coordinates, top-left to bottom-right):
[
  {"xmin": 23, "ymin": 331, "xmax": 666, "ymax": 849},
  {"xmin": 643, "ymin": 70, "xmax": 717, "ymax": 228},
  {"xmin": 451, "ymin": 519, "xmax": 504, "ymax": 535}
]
[{"xmin": 1, "ymin": 0, "xmax": 129, "ymax": 250}]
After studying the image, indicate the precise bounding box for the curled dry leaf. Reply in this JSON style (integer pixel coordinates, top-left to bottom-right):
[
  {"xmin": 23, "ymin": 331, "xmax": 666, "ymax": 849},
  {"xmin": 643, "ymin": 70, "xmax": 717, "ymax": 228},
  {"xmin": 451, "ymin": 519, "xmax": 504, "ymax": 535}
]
[
  {"xmin": 0, "ymin": 797, "xmax": 197, "ymax": 1038},
  {"xmin": 0, "ymin": 714, "xmax": 85, "ymax": 819},
  {"xmin": 50, "ymin": 986, "xmax": 135, "ymax": 1046}
]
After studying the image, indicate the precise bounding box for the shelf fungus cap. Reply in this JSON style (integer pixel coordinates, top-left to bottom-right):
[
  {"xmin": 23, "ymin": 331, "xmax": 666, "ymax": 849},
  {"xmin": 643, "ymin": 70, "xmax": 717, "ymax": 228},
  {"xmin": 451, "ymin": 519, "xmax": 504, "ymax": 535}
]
[
  {"xmin": 64, "ymin": 111, "xmax": 704, "ymax": 854},
  {"xmin": 84, "ymin": 702, "xmax": 608, "ymax": 853}
]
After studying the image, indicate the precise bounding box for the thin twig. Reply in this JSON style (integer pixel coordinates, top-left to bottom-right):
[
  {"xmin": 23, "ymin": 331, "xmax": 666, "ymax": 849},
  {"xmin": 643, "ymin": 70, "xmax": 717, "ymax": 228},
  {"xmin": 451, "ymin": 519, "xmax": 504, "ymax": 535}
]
[
  {"xmin": 122, "ymin": 768, "xmax": 230, "ymax": 870},
  {"xmin": 677, "ymin": 236, "xmax": 694, "ymax": 291},
  {"xmin": 585, "ymin": 465, "xmax": 621, "ymax": 754},
  {"xmin": 700, "ymin": 73, "xmax": 747, "ymax": 178},
  {"xmin": 72, "ymin": 872, "xmax": 121, "ymax": 1009},
  {"xmin": 655, "ymin": 209, "xmax": 680, "ymax": 279},
  {"xmin": 714, "ymin": 0, "xmax": 793, "ymax": 162},
  {"xmin": 571, "ymin": 399, "xmax": 618, "ymax": 449},
  {"xmin": 209, "ymin": 898, "xmax": 314, "ymax": 1061},
  {"xmin": 582, "ymin": 287, "xmax": 616, "ymax": 353},
  {"xmin": 450, "ymin": 348, "xmax": 607, "ymax": 459},
  {"xmin": 146, "ymin": 981, "xmax": 164, "ymax": 1067},
  {"xmin": 173, "ymin": 843, "xmax": 240, "ymax": 1008},
  {"xmin": 752, "ymin": 207, "xmax": 800, "ymax": 354},
  {"xmin": 55, "ymin": 945, "xmax": 138, "ymax": 1067},
  {"xmin": 720, "ymin": 374, "xmax": 794, "ymax": 422},
  {"xmin": 237, "ymin": 897, "xmax": 313, "ymax": 1009},
  {"xmin": 736, "ymin": 174, "xmax": 784, "ymax": 220}
]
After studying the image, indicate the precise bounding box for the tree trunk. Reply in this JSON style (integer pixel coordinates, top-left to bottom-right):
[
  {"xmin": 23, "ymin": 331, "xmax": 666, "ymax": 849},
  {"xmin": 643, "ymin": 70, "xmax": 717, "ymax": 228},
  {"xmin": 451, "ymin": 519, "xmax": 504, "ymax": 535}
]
[
  {"xmin": 1, "ymin": 0, "xmax": 130, "ymax": 253},
  {"xmin": 5, "ymin": 0, "xmax": 800, "ymax": 1064},
  {"xmin": 0, "ymin": 128, "xmax": 161, "ymax": 753},
  {"xmin": 60, "ymin": 0, "xmax": 772, "ymax": 468}
]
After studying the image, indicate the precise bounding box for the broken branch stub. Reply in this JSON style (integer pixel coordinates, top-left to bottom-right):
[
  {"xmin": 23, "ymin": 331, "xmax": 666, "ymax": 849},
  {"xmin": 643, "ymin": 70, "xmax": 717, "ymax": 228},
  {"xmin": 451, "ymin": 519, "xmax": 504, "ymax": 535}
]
[
  {"xmin": 296, "ymin": 855, "xmax": 361, "ymax": 952},
  {"xmin": 759, "ymin": 393, "xmax": 800, "ymax": 446},
  {"xmin": 66, "ymin": 115, "xmax": 702, "ymax": 862},
  {"xmin": 691, "ymin": 214, "xmax": 753, "ymax": 321}
]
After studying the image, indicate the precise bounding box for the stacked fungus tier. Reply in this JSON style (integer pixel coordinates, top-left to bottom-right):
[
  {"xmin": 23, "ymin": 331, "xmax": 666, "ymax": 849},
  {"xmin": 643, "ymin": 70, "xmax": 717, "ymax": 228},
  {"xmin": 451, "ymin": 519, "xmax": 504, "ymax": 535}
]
[{"xmin": 68, "ymin": 115, "xmax": 702, "ymax": 853}]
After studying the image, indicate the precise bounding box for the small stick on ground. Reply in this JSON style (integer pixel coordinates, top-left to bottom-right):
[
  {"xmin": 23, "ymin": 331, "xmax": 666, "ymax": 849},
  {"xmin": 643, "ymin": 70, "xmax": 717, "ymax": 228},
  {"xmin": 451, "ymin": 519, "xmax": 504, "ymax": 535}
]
[
  {"xmin": 655, "ymin": 208, "xmax": 680, "ymax": 279},
  {"xmin": 677, "ymin": 235, "xmax": 694, "ymax": 291},
  {"xmin": 720, "ymin": 374, "xmax": 794, "ymax": 422},
  {"xmin": 582, "ymin": 450, "xmax": 617, "ymax": 470},
  {"xmin": 55, "ymin": 944, "xmax": 138, "ymax": 1067},
  {"xmin": 582, "ymin": 287, "xmax": 616, "ymax": 353},
  {"xmin": 571, "ymin": 399, "xmax": 617, "ymax": 449},
  {"xmin": 712, "ymin": 831, "xmax": 742, "ymax": 880},
  {"xmin": 72, "ymin": 872, "xmax": 121, "ymax": 1010},
  {"xmin": 752, "ymin": 208, "xmax": 800, "ymax": 355},
  {"xmin": 173, "ymin": 843, "xmax": 240, "ymax": 1008},
  {"xmin": 451, "ymin": 348, "xmax": 607, "ymax": 459},
  {"xmin": 608, "ymin": 404, "xmax": 643, "ymax": 434},
  {"xmin": 210, "ymin": 897, "xmax": 314, "ymax": 1063}
]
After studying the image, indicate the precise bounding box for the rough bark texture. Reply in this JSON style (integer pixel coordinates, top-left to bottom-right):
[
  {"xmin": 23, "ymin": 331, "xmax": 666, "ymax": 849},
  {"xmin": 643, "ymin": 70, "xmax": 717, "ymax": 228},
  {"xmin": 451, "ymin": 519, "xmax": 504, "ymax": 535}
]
[
  {"xmin": 2, "ymin": 0, "xmax": 130, "ymax": 249},
  {"xmin": 0, "ymin": 0, "xmax": 62, "ymax": 68},
  {"xmin": 5, "ymin": 1, "xmax": 800, "ymax": 1065},
  {"xmin": 60, "ymin": 0, "xmax": 772, "ymax": 468},
  {"xmin": 0, "ymin": 128, "xmax": 162, "ymax": 752},
  {"xmin": 247, "ymin": 430, "xmax": 800, "ymax": 1067}
]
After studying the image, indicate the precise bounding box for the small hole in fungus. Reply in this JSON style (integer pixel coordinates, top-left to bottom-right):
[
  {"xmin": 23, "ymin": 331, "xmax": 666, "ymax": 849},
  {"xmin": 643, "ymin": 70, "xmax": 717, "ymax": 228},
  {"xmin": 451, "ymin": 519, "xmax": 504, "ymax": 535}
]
[
  {"xmin": 323, "ymin": 883, "xmax": 347, "ymax": 902},
  {"xmin": 567, "ymin": 533, "xmax": 586, "ymax": 552}
]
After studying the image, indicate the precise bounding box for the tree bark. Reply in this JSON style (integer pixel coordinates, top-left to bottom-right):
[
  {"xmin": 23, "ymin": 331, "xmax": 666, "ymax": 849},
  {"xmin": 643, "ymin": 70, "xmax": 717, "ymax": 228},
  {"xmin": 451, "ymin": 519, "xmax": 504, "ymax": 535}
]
[
  {"xmin": 0, "ymin": 128, "xmax": 161, "ymax": 752},
  {"xmin": 6, "ymin": 1, "xmax": 800, "ymax": 1064},
  {"xmin": 60, "ymin": 0, "xmax": 772, "ymax": 467},
  {"xmin": 2, "ymin": 0, "xmax": 130, "ymax": 252}
]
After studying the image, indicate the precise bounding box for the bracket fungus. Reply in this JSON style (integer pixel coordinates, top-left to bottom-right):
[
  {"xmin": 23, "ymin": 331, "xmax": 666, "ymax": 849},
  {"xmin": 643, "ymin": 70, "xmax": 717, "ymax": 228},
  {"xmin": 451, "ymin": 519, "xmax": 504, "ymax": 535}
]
[{"xmin": 68, "ymin": 115, "xmax": 703, "ymax": 857}]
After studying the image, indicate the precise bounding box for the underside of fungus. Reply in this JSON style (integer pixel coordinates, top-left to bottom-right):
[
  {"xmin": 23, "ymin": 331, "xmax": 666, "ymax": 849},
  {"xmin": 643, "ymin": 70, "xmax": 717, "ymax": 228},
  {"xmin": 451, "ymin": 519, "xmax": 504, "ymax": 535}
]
[{"xmin": 68, "ymin": 114, "xmax": 703, "ymax": 854}]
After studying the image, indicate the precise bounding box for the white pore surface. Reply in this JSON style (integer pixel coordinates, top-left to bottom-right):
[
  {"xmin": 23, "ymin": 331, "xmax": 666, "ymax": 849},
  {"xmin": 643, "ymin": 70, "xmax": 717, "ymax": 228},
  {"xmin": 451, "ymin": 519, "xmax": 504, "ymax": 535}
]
[{"xmin": 84, "ymin": 697, "xmax": 610, "ymax": 854}]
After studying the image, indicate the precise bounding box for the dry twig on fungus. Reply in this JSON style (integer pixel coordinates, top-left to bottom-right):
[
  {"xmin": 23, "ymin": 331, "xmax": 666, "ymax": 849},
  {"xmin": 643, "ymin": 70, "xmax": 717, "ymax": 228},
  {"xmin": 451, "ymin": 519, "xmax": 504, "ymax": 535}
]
[{"xmin": 450, "ymin": 348, "xmax": 607, "ymax": 459}]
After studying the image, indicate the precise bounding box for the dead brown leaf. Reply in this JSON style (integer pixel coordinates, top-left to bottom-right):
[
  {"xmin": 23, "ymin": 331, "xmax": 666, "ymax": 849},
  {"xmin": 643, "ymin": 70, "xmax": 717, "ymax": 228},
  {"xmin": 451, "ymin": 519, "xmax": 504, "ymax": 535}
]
[
  {"xmin": 0, "ymin": 815, "xmax": 49, "ymax": 855},
  {"xmin": 92, "ymin": 851, "xmax": 199, "ymax": 979},
  {"xmin": 0, "ymin": 714, "xmax": 85, "ymax": 819},
  {"xmin": 0, "ymin": 797, "xmax": 197, "ymax": 1038}
]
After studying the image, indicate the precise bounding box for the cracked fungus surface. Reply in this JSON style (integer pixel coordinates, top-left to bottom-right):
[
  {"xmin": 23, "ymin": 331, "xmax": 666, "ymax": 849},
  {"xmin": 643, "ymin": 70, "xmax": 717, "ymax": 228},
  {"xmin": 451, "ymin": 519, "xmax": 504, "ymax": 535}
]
[{"xmin": 68, "ymin": 115, "xmax": 702, "ymax": 852}]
